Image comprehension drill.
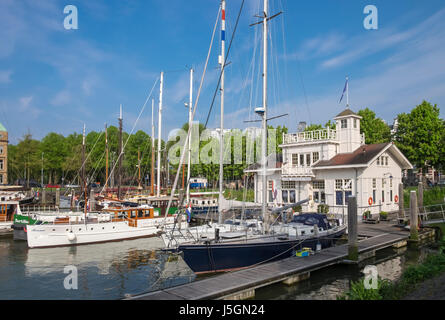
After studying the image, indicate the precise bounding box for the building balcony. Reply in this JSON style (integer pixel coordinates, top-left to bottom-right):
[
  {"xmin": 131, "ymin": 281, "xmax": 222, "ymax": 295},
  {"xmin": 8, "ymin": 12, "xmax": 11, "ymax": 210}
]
[
  {"xmin": 282, "ymin": 129, "xmax": 337, "ymax": 145},
  {"xmin": 281, "ymin": 164, "xmax": 315, "ymax": 178},
  {"xmin": 282, "ymin": 129, "xmax": 366, "ymax": 146}
]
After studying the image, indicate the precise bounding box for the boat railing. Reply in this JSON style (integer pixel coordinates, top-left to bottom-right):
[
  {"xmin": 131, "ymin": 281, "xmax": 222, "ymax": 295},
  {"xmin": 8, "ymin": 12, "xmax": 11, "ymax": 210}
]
[{"xmin": 21, "ymin": 205, "xmax": 58, "ymax": 213}]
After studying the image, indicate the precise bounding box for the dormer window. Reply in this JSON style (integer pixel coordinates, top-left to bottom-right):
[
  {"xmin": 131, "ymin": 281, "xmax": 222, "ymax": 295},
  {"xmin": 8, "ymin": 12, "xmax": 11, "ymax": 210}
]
[{"xmin": 341, "ymin": 119, "xmax": 347, "ymax": 128}]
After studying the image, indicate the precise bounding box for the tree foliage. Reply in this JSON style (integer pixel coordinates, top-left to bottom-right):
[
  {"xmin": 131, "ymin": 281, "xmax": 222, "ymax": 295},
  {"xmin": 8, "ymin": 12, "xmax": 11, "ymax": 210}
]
[
  {"xmin": 394, "ymin": 101, "xmax": 443, "ymax": 170},
  {"xmin": 357, "ymin": 108, "xmax": 391, "ymax": 144}
]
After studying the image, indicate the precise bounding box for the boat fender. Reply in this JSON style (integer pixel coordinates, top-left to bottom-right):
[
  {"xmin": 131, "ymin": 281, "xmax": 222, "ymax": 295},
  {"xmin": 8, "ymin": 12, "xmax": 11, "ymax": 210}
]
[{"xmin": 67, "ymin": 232, "xmax": 76, "ymax": 241}]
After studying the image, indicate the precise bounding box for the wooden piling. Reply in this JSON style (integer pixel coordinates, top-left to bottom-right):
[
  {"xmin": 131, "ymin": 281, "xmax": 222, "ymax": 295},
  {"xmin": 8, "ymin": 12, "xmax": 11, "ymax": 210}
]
[
  {"xmin": 55, "ymin": 188, "xmax": 60, "ymax": 207},
  {"xmin": 42, "ymin": 188, "xmax": 46, "ymax": 204},
  {"xmin": 347, "ymin": 196, "xmax": 358, "ymax": 261},
  {"xmin": 398, "ymin": 183, "xmax": 404, "ymax": 222},
  {"xmin": 418, "ymin": 181, "xmax": 423, "ymax": 208},
  {"xmin": 410, "ymin": 190, "xmax": 419, "ymax": 240},
  {"xmin": 89, "ymin": 189, "xmax": 96, "ymax": 211}
]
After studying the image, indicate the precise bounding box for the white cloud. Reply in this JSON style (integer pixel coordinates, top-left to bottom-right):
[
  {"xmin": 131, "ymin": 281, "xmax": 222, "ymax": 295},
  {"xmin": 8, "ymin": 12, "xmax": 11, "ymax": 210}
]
[{"xmin": 51, "ymin": 90, "xmax": 71, "ymax": 106}]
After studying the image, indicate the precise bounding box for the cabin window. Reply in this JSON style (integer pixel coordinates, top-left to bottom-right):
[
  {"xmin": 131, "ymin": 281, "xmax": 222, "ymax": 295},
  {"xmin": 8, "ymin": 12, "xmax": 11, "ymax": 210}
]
[
  {"xmin": 390, "ymin": 190, "xmax": 393, "ymax": 202},
  {"xmin": 313, "ymin": 180, "xmax": 326, "ymax": 204},
  {"xmin": 282, "ymin": 190, "xmax": 288, "ymax": 203},
  {"xmin": 372, "ymin": 178, "xmax": 376, "ymax": 189},
  {"xmin": 373, "ymin": 189, "xmax": 376, "ymax": 204},
  {"xmin": 306, "ymin": 154, "xmax": 311, "ymax": 166},
  {"xmin": 377, "ymin": 157, "xmax": 380, "ymax": 165},
  {"xmin": 382, "ymin": 190, "xmax": 385, "ymax": 203},
  {"xmin": 138, "ymin": 210, "xmax": 143, "ymax": 218},
  {"xmin": 341, "ymin": 119, "xmax": 347, "ymax": 128},
  {"xmin": 292, "ymin": 154, "xmax": 298, "ymax": 166},
  {"xmin": 312, "ymin": 152, "xmax": 319, "ymax": 163},
  {"xmin": 282, "ymin": 181, "xmax": 296, "ymax": 189},
  {"xmin": 300, "ymin": 154, "xmax": 305, "ymax": 166},
  {"xmin": 385, "ymin": 157, "xmax": 388, "ymax": 166},
  {"xmin": 354, "ymin": 119, "xmax": 357, "ymax": 128},
  {"xmin": 289, "ymin": 190, "xmax": 296, "ymax": 203}
]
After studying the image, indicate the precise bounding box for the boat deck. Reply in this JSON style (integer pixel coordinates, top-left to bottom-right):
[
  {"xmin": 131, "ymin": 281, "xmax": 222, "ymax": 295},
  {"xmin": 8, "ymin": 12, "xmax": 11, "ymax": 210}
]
[{"xmin": 126, "ymin": 222, "xmax": 409, "ymax": 300}]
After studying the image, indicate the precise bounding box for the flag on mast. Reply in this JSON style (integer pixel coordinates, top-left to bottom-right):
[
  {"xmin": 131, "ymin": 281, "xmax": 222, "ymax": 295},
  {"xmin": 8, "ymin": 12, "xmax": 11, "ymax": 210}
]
[{"xmin": 339, "ymin": 77, "xmax": 349, "ymax": 104}]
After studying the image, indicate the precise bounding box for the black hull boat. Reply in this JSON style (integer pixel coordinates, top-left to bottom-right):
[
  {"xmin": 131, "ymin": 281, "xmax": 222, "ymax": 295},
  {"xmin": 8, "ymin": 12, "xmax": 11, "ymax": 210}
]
[{"xmin": 168, "ymin": 213, "xmax": 346, "ymax": 274}]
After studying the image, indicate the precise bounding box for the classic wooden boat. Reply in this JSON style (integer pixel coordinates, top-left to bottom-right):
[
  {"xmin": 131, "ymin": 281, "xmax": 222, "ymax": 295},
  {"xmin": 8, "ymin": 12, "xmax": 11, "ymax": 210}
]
[{"xmin": 26, "ymin": 205, "xmax": 187, "ymax": 248}]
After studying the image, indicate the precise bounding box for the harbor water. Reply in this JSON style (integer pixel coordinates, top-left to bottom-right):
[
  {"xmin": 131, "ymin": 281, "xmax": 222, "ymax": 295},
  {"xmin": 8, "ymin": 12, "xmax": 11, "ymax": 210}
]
[
  {"xmin": 254, "ymin": 245, "xmax": 436, "ymax": 300},
  {"xmin": 0, "ymin": 235, "xmax": 195, "ymax": 299},
  {"xmin": 0, "ymin": 233, "xmax": 436, "ymax": 300}
]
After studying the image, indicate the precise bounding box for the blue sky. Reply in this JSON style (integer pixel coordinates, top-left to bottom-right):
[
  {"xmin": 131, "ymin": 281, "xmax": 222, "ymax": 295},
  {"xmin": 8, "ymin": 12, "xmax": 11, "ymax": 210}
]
[{"xmin": 1, "ymin": 0, "xmax": 445, "ymax": 144}]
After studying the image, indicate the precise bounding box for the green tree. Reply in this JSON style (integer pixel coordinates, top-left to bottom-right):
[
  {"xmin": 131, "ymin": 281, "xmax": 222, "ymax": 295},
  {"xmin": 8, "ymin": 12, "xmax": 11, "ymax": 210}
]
[
  {"xmin": 394, "ymin": 101, "xmax": 443, "ymax": 171},
  {"xmin": 357, "ymin": 108, "xmax": 391, "ymax": 144}
]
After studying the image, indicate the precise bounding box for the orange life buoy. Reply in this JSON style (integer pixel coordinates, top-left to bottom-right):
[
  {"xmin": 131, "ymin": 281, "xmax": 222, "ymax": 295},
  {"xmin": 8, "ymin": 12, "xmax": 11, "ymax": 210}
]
[
  {"xmin": 394, "ymin": 195, "xmax": 399, "ymax": 203},
  {"xmin": 368, "ymin": 197, "xmax": 373, "ymax": 206}
]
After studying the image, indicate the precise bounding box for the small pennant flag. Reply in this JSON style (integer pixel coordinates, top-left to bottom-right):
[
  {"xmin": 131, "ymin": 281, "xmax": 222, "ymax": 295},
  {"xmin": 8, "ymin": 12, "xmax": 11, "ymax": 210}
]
[{"xmin": 339, "ymin": 78, "xmax": 348, "ymax": 104}]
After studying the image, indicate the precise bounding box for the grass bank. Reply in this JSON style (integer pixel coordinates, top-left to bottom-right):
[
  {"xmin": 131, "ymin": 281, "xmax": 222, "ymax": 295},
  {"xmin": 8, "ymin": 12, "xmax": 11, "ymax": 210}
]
[
  {"xmin": 404, "ymin": 186, "xmax": 445, "ymax": 208},
  {"xmin": 338, "ymin": 241, "xmax": 445, "ymax": 300}
]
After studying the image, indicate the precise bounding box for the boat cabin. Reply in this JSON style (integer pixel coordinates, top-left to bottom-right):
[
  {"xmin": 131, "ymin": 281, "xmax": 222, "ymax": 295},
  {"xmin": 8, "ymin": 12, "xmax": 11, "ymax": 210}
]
[{"xmin": 0, "ymin": 201, "xmax": 18, "ymax": 222}]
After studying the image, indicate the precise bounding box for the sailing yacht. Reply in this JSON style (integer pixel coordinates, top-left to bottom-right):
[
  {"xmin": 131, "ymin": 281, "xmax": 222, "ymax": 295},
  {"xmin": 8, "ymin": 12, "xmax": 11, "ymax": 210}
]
[{"xmin": 163, "ymin": 0, "xmax": 346, "ymax": 273}]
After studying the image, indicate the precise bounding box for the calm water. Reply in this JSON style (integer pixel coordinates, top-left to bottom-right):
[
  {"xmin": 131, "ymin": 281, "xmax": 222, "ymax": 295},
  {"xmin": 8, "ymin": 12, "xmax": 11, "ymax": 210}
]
[
  {"xmin": 255, "ymin": 246, "xmax": 436, "ymax": 300},
  {"xmin": 0, "ymin": 235, "xmax": 195, "ymax": 299},
  {"xmin": 0, "ymin": 233, "xmax": 436, "ymax": 300}
]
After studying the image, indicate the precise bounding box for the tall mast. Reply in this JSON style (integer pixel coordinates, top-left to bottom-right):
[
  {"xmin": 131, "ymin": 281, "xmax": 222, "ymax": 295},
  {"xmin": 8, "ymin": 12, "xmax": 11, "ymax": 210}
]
[
  {"xmin": 186, "ymin": 68, "xmax": 193, "ymax": 205},
  {"xmin": 151, "ymin": 98, "xmax": 155, "ymax": 196},
  {"xmin": 218, "ymin": 0, "xmax": 226, "ymax": 224},
  {"xmin": 105, "ymin": 123, "xmax": 108, "ymax": 190},
  {"xmin": 118, "ymin": 104, "xmax": 123, "ymax": 200},
  {"xmin": 82, "ymin": 124, "xmax": 87, "ymax": 219},
  {"xmin": 137, "ymin": 148, "xmax": 141, "ymax": 191},
  {"xmin": 261, "ymin": 0, "xmax": 269, "ymax": 232},
  {"xmin": 157, "ymin": 71, "xmax": 164, "ymax": 197},
  {"xmin": 346, "ymin": 76, "xmax": 349, "ymax": 108}
]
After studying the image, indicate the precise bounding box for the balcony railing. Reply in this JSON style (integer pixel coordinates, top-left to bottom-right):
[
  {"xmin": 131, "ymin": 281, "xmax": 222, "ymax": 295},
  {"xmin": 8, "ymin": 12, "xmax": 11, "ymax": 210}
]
[
  {"xmin": 283, "ymin": 129, "xmax": 337, "ymax": 144},
  {"xmin": 281, "ymin": 165, "xmax": 315, "ymax": 177}
]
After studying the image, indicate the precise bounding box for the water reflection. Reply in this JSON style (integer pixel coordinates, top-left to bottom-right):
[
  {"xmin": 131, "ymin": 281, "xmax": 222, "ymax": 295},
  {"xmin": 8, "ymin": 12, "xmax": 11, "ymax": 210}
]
[
  {"xmin": 255, "ymin": 246, "xmax": 436, "ymax": 300},
  {"xmin": 0, "ymin": 237, "xmax": 195, "ymax": 299}
]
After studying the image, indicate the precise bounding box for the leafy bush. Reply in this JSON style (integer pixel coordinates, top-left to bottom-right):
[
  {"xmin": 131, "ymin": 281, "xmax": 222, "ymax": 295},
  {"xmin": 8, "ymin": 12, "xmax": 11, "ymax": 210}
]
[
  {"xmin": 379, "ymin": 211, "xmax": 388, "ymax": 220},
  {"xmin": 363, "ymin": 210, "xmax": 371, "ymax": 220},
  {"xmin": 317, "ymin": 204, "xmax": 329, "ymax": 214},
  {"xmin": 292, "ymin": 205, "xmax": 302, "ymax": 213}
]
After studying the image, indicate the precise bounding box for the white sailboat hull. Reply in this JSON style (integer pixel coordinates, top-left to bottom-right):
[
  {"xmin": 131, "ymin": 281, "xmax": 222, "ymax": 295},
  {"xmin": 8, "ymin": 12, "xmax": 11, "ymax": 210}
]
[{"xmin": 26, "ymin": 217, "xmax": 187, "ymax": 248}]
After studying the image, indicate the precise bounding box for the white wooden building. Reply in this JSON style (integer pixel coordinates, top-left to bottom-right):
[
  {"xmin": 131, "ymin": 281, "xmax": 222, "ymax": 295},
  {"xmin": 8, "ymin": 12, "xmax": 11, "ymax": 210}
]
[{"xmin": 245, "ymin": 108, "xmax": 413, "ymax": 217}]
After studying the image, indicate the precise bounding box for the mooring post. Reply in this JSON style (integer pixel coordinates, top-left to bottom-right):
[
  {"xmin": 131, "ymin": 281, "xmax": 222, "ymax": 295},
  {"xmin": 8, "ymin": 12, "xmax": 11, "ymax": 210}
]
[
  {"xmin": 418, "ymin": 181, "xmax": 423, "ymax": 208},
  {"xmin": 55, "ymin": 188, "xmax": 60, "ymax": 207},
  {"xmin": 42, "ymin": 188, "xmax": 46, "ymax": 204},
  {"xmin": 347, "ymin": 195, "xmax": 358, "ymax": 261},
  {"xmin": 398, "ymin": 183, "xmax": 404, "ymax": 223},
  {"xmin": 70, "ymin": 189, "xmax": 74, "ymax": 210},
  {"xmin": 410, "ymin": 190, "xmax": 419, "ymax": 240}
]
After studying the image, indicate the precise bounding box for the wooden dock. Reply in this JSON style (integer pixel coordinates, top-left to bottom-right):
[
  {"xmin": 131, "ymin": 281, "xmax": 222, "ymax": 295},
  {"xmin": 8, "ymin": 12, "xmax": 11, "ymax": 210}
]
[{"xmin": 127, "ymin": 222, "xmax": 410, "ymax": 300}]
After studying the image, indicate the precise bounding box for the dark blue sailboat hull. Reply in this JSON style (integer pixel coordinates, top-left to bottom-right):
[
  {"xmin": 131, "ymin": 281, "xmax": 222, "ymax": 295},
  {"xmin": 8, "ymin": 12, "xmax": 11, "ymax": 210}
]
[{"xmin": 175, "ymin": 228, "xmax": 346, "ymax": 273}]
